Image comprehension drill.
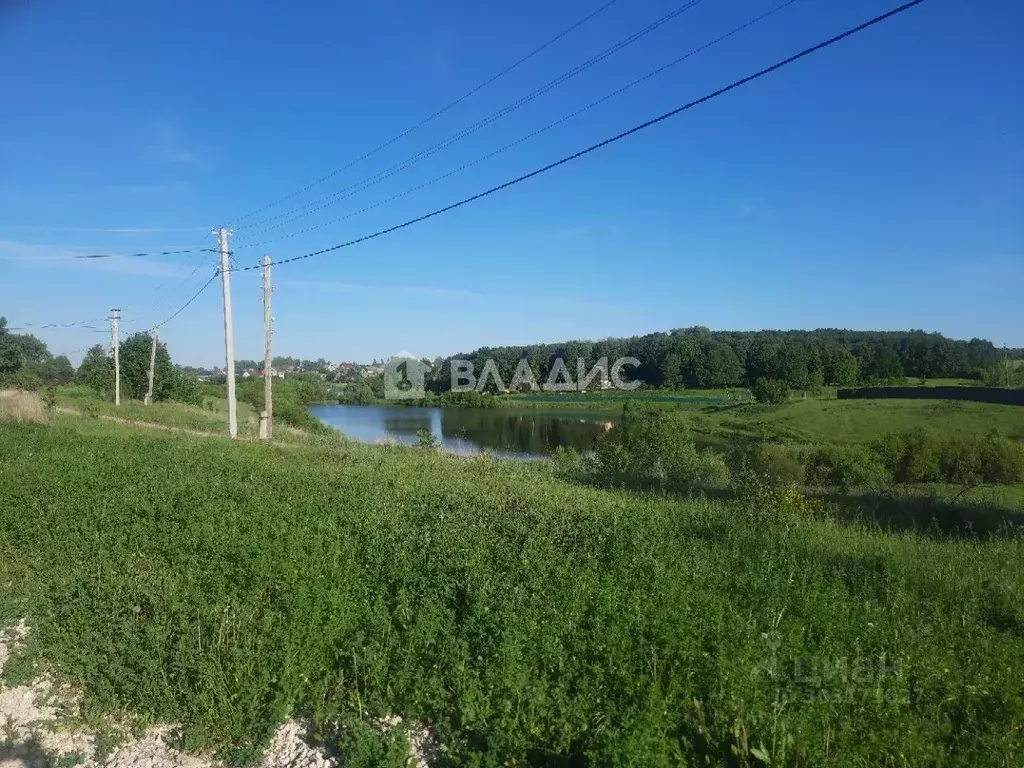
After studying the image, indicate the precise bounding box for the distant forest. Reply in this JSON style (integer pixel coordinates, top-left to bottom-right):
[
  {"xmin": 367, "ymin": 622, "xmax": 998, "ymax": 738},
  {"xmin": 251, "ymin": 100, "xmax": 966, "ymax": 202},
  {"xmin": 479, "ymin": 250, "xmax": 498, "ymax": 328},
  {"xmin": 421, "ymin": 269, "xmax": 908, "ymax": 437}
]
[{"xmin": 430, "ymin": 328, "xmax": 1022, "ymax": 391}]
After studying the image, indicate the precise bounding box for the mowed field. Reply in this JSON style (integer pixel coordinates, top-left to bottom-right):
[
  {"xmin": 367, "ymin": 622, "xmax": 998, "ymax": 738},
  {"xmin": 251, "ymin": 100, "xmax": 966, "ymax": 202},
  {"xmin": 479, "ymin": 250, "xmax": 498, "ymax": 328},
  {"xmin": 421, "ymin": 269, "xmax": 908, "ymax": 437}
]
[{"xmin": 0, "ymin": 408, "xmax": 1022, "ymax": 766}]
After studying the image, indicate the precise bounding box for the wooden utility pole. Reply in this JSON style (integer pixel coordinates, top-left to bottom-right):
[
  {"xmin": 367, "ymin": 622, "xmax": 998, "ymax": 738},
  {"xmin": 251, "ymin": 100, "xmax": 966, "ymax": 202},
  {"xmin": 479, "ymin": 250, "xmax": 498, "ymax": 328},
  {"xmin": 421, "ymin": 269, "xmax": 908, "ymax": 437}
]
[
  {"xmin": 216, "ymin": 227, "xmax": 238, "ymax": 439},
  {"xmin": 261, "ymin": 254, "xmax": 273, "ymax": 439},
  {"xmin": 109, "ymin": 308, "xmax": 121, "ymax": 406},
  {"xmin": 145, "ymin": 327, "xmax": 158, "ymax": 405}
]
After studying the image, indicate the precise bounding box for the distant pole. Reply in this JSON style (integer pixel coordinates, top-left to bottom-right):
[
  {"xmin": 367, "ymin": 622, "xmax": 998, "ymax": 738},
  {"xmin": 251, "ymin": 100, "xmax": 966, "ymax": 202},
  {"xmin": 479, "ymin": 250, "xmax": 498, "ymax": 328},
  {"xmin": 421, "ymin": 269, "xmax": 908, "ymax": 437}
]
[
  {"xmin": 110, "ymin": 308, "xmax": 121, "ymax": 406},
  {"xmin": 261, "ymin": 254, "xmax": 273, "ymax": 440},
  {"xmin": 145, "ymin": 326, "xmax": 158, "ymax": 405},
  {"xmin": 216, "ymin": 227, "xmax": 238, "ymax": 439}
]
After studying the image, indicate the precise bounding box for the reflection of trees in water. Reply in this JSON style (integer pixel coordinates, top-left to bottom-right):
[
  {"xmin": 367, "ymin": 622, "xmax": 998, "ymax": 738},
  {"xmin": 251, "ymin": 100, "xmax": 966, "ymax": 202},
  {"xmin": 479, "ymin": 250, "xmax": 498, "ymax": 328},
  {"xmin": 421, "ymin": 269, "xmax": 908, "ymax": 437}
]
[
  {"xmin": 441, "ymin": 410, "xmax": 607, "ymax": 454},
  {"xmin": 383, "ymin": 413, "xmax": 434, "ymax": 437}
]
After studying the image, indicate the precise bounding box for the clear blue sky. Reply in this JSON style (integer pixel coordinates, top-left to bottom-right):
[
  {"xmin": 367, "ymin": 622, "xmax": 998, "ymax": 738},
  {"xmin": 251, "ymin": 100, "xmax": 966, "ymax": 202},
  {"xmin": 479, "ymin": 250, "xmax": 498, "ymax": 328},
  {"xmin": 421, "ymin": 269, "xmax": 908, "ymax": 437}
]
[{"xmin": 1, "ymin": 0, "xmax": 1021, "ymax": 366}]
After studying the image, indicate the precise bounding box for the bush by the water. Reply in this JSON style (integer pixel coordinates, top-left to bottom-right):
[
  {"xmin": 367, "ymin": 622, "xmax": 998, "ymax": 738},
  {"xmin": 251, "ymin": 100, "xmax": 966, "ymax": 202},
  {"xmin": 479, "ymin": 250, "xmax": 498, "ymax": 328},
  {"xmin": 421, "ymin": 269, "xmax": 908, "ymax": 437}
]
[
  {"xmin": 438, "ymin": 389, "xmax": 498, "ymax": 409},
  {"xmin": 593, "ymin": 403, "xmax": 730, "ymax": 492}
]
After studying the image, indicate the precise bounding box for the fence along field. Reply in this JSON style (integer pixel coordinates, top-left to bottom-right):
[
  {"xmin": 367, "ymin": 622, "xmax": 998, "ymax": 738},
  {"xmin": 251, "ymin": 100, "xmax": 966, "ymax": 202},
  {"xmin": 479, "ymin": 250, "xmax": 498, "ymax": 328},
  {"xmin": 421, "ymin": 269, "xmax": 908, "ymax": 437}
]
[{"xmin": 1, "ymin": 406, "xmax": 1023, "ymax": 766}]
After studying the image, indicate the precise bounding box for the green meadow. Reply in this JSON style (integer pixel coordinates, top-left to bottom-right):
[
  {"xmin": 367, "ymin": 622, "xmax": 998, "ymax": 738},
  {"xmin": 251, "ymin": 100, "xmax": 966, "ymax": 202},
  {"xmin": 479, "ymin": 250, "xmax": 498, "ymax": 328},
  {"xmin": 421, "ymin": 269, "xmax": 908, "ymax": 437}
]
[{"xmin": 1, "ymin": 408, "xmax": 1022, "ymax": 766}]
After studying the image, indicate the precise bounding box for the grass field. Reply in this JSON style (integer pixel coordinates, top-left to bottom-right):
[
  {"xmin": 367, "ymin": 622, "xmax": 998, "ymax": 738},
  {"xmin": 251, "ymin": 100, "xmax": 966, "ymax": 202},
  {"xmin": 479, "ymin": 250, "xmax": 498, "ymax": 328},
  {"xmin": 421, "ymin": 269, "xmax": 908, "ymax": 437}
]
[
  {"xmin": 1, "ymin": 413, "xmax": 1022, "ymax": 766},
  {"xmin": 686, "ymin": 398, "xmax": 1024, "ymax": 445},
  {"xmin": 55, "ymin": 384, "xmax": 260, "ymax": 438}
]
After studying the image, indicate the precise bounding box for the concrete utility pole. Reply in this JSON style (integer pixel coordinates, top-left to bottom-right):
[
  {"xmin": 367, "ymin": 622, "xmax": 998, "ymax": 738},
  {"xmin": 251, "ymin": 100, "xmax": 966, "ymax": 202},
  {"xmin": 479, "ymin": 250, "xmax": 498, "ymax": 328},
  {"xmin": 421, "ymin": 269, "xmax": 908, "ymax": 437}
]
[
  {"xmin": 109, "ymin": 308, "xmax": 121, "ymax": 406},
  {"xmin": 216, "ymin": 227, "xmax": 238, "ymax": 439},
  {"xmin": 145, "ymin": 327, "xmax": 158, "ymax": 405},
  {"xmin": 260, "ymin": 254, "xmax": 273, "ymax": 440}
]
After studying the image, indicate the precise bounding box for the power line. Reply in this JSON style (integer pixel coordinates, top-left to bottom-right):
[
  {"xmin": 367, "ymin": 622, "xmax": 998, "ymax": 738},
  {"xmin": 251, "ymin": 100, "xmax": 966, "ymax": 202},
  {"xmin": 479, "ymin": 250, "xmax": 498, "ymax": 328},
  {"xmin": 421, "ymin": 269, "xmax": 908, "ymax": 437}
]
[
  {"xmin": 225, "ymin": 0, "xmax": 623, "ymax": 226},
  {"xmin": 153, "ymin": 271, "xmax": 220, "ymax": 328},
  {"xmin": 234, "ymin": 0, "xmax": 801, "ymax": 251},
  {"xmin": 230, "ymin": 0, "xmax": 927, "ymax": 274},
  {"xmin": 232, "ymin": 0, "xmax": 705, "ymax": 237},
  {"xmin": 12, "ymin": 318, "xmax": 108, "ymax": 330},
  {"xmin": 75, "ymin": 247, "xmax": 216, "ymax": 260}
]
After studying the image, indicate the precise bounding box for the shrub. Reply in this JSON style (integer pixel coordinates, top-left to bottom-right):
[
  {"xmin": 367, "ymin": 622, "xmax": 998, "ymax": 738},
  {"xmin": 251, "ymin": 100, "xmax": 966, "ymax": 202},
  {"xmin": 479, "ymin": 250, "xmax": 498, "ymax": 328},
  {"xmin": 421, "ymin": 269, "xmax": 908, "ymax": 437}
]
[
  {"xmin": 976, "ymin": 430, "xmax": 1024, "ymax": 484},
  {"xmin": 871, "ymin": 429, "xmax": 1024, "ymax": 486},
  {"xmin": 41, "ymin": 386, "xmax": 58, "ymax": 411},
  {"xmin": 729, "ymin": 442, "xmax": 805, "ymax": 489},
  {"xmin": 803, "ymin": 444, "xmax": 890, "ymax": 492},
  {"xmin": 340, "ymin": 381, "xmax": 376, "ymax": 405},
  {"xmin": 938, "ymin": 436, "xmax": 984, "ymax": 485},
  {"xmin": 873, "ymin": 429, "xmax": 941, "ymax": 483},
  {"xmin": 551, "ymin": 445, "xmax": 583, "ymax": 479},
  {"xmin": 0, "ymin": 369, "xmax": 43, "ymax": 391},
  {"xmin": 438, "ymin": 390, "xmax": 496, "ymax": 409},
  {"xmin": 593, "ymin": 404, "xmax": 730, "ymax": 492},
  {"xmin": 751, "ymin": 377, "xmax": 790, "ymax": 404},
  {"xmin": 415, "ymin": 429, "xmax": 440, "ymax": 449}
]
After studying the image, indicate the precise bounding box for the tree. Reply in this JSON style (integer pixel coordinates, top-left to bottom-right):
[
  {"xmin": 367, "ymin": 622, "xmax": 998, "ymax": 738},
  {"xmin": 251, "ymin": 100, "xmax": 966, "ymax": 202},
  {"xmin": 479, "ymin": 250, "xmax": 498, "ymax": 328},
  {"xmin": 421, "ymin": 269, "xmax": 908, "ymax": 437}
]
[
  {"xmin": 115, "ymin": 332, "xmax": 193, "ymax": 403},
  {"xmin": 692, "ymin": 342, "xmax": 744, "ymax": 388},
  {"xmin": 661, "ymin": 352, "xmax": 683, "ymax": 390},
  {"xmin": 41, "ymin": 355, "xmax": 75, "ymax": 385},
  {"xmin": 822, "ymin": 346, "xmax": 859, "ymax": 386},
  {"xmin": 76, "ymin": 345, "xmax": 114, "ymax": 395},
  {"xmin": 751, "ymin": 378, "xmax": 790, "ymax": 405}
]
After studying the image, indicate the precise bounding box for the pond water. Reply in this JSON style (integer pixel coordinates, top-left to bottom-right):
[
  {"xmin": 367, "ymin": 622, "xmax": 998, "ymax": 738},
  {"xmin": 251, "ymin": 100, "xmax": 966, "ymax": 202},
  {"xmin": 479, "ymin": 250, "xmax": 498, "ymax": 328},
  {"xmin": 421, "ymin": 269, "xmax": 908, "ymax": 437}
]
[{"xmin": 308, "ymin": 404, "xmax": 615, "ymax": 460}]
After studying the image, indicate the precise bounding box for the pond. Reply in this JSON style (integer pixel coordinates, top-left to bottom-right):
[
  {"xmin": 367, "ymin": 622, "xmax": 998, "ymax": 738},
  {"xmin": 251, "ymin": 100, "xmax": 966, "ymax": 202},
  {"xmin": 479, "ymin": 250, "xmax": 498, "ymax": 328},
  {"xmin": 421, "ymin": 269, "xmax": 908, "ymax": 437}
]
[{"xmin": 308, "ymin": 404, "xmax": 615, "ymax": 460}]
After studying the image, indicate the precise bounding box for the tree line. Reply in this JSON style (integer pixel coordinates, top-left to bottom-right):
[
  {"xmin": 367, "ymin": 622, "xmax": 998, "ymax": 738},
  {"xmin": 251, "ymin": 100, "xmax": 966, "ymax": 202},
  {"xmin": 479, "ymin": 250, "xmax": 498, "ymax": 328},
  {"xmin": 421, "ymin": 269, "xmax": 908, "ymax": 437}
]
[
  {"xmin": 428, "ymin": 327, "xmax": 1012, "ymax": 392},
  {"xmin": 0, "ymin": 316, "xmax": 200, "ymax": 403},
  {"xmin": 0, "ymin": 317, "xmax": 74, "ymax": 388}
]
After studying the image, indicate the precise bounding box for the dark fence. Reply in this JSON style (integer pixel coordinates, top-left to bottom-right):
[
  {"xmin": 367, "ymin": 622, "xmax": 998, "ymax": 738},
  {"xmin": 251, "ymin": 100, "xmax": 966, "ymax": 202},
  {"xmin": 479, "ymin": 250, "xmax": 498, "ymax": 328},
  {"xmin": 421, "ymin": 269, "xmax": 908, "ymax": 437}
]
[{"xmin": 838, "ymin": 386, "xmax": 1024, "ymax": 406}]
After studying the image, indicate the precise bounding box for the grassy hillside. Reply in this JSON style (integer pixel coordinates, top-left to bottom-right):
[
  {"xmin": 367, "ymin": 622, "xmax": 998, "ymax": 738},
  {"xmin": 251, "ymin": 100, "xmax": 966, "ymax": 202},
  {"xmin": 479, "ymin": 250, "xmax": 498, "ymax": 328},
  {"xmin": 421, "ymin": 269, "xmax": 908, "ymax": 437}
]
[
  {"xmin": 55, "ymin": 384, "xmax": 260, "ymax": 437},
  {"xmin": 1, "ymin": 415, "xmax": 1022, "ymax": 766}
]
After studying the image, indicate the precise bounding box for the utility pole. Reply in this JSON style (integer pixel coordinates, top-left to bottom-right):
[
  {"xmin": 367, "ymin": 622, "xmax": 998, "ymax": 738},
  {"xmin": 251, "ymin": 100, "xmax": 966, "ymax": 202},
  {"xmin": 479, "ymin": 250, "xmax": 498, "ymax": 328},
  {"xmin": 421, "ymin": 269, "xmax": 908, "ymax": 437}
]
[
  {"xmin": 109, "ymin": 308, "xmax": 121, "ymax": 406},
  {"xmin": 261, "ymin": 254, "xmax": 273, "ymax": 440},
  {"xmin": 216, "ymin": 227, "xmax": 238, "ymax": 439},
  {"xmin": 145, "ymin": 327, "xmax": 158, "ymax": 405}
]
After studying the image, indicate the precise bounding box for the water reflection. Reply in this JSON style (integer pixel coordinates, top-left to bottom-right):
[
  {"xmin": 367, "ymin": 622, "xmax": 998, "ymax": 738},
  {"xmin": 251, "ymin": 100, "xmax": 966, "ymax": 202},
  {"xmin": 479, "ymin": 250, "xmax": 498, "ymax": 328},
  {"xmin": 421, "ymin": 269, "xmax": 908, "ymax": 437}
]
[{"xmin": 308, "ymin": 404, "xmax": 613, "ymax": 459}]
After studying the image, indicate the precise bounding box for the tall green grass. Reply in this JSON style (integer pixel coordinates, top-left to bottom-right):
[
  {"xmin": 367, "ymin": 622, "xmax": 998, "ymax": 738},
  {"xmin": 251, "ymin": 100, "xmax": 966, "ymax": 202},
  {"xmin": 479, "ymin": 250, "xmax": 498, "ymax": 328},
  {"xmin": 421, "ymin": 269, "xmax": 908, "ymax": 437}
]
[{"xmin": 0, "ymin": 420, "xmax": 1022, "ymax": 766}]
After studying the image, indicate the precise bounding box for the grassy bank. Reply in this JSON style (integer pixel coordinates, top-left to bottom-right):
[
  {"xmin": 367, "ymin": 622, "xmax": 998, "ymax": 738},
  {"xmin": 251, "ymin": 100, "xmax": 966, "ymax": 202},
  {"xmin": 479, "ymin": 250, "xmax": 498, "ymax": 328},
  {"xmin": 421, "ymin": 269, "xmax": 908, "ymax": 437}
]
[
  {"xmin": 55, "ymin": 384, "xmax": 260, "ymax": 437},
  {"xmin": 0, "ymin": 415, "xmax": 1022, "ymax": 765}
]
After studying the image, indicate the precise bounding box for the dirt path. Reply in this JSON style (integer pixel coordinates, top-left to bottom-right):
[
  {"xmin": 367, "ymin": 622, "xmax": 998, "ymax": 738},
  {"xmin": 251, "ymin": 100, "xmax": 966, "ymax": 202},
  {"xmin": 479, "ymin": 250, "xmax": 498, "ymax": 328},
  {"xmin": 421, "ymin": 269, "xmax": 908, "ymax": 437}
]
[{"xmin": 56, "ymin": 407, "xmax": 247, "ymax": 440}]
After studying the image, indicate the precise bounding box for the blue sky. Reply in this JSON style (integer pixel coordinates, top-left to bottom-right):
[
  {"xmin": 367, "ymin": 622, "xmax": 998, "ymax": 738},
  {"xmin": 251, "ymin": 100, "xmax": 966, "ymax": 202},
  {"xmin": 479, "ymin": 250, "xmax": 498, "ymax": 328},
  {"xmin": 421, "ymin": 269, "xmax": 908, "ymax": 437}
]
[{"xmin": 1, "ymin": 0, "xmax": 1021, "ymax": 366}]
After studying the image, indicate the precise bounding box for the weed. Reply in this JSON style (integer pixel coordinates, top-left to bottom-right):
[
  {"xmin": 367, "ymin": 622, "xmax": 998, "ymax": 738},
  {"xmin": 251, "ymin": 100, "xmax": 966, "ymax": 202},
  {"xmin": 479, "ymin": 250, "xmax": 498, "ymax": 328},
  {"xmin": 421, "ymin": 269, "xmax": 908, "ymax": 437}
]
[{"xmin": 0, "ymin": 390, "xmax": 47, "ymax": 423}]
